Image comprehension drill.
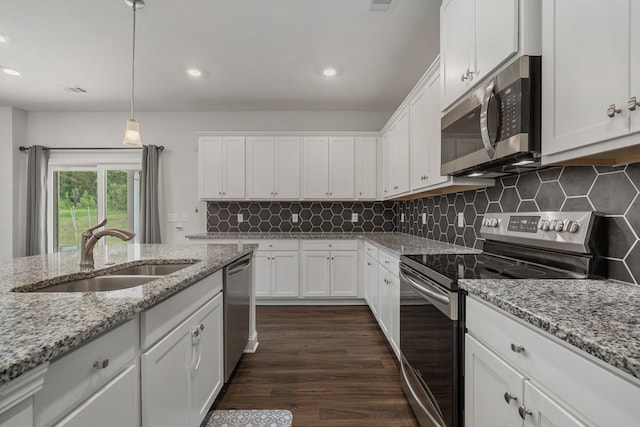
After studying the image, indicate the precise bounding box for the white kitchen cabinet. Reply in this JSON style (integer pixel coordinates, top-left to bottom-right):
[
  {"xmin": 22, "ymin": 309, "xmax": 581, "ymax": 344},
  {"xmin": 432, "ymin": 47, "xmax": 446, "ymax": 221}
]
[
  {"xmin": 381, "ymin": 133, "xmax": 390, "ymax": 198},
  {"xmin": 522, "ymin": 382, "xmax": 589, "ymax": 427},
  {"xmin": 198, "ymin": 136, "xmax": 245, "ymax": 199},
  {"xmin": 387, "ymin": 108, "xmax": 410, "ymax": 197},
  {"xmin": 0, "ymin": 366, "xmax": 47, "ymax": 427},
  {"xmin": 364, "ymin": 253, "xmax": 379, "ymax": 319},
  {"xmin": 301, "ymin": 241, "xmax": 358, "ymax": 297},
  {"xmin": 141, "ymin": 292, "xmax": 223, "ymax": 427},
  {"xmin": 541, "ymin": 0, "xmax": 640, "ymax": 164},
  {"xmin": 254, "ymin": 251, "xmax": 299, "ymax": 298},
  {"xmin": 409, "ymin": 82, "xmax": 431, "ymax": 191},
  {"xmin": 355, "ymin": 137, "xmax": 377, "ymax": 199},
  {"xmin": 0, "ymin": 399, "xmax": 33, "ymax": 427},
  {"xmin": 378, "ymin": 262, "xmax": 400, "ymax": 357},
  {"xmin": 441, "ymin": 0, "xmax": 537, "ymax": 110},
  {"xmin": 329, "ymin": 251, "xmax": 358, "ymax": 297},
  {"xmin": 246, "ymin": 136, "xmax": 301, "ymax": 199},
  {"xmin": 302, "ymin": 137, "xmax": 355, "ymax": 199},
  {"xmin": 425, "ymin": 71, "xmax": 448, "ymax": 187}
]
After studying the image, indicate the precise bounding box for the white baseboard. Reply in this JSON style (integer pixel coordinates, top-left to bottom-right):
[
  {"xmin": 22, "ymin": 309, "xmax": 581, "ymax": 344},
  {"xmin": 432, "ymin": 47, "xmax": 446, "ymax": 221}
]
[
  {"xmin": 256, "ymin": 298, "xmax": 367, "ymax": 306},
  {"xmin": 244, "ymin": 331, "xmax": 259, "ymax": 353}
]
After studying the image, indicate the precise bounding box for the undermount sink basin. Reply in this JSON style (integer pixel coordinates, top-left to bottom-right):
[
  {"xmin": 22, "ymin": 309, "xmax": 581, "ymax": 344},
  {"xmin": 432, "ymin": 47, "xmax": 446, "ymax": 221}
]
[
  {"xmin": 108, "ymin": 263, "xmax": 195, "ymax": 276},
  {"xmin": 30, "ymin": 275, "xmax": 158, "ymax": 293}
]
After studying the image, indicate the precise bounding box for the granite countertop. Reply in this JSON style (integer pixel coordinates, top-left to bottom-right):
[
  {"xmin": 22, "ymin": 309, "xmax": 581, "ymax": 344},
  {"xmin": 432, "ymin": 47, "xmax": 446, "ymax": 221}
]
[
  {"xmin": 186, "ymin": 231, "xmax": 479, "ymax": 257},
  {"xmin": 460, "ymin": 278, "xmax": 640, "ymax": 380},
  {"xmin": 0, "ymin": 243, "xmax": 256, "ymax": 387}
]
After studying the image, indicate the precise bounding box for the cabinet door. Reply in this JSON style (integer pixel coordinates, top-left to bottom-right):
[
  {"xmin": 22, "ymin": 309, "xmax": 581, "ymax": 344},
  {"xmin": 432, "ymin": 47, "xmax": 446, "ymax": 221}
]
[
  {"xmin": 198, "ymin": 137, "xmax": 224, "ymax": 199},
  {"xmin": 303, "ymin": 137, "xmax": 330, "ymax": 199},
  {"xmin": 355, "ymin": 137, "xmax": 377, "ymax": 199},
  {"xmin": 465, "ymin": 335, "xmax": 524, "ymax": 427},
  {"xmin": 409, "ymin": 85, "xmax": 431, "ymax": 191},
  {"xmin": 330, "ymin": 251, "xmax": 358, "ymax": 297},
  {"xmin": 378, "ymin": 267, "xmax": 391, "ymax": 337},
  {"xmin": 301, "ymin": 251, "xmax": 331, "ymax": 296},
  {"xmin": 364, "ymin": 255, "xmax": 379, "ymax": 318},
  {"xmin": 474, "ymin": 0, "xmax": 518, "ymax": 81},
  {"xmin": 55, "ymin": 365, "xmax": 139, "ymax": 427},
  {"xmin": 272, "ymin": 251, "xmax": 300, "ymax": 297},
  {"xmin": 246, "ymin": 137, "xmax": 275, "ymax": 199},
  {"xmin": 523, "ymin": 382, "xmax": 589, "ymax": 427},
  {"xmin": 190, "ymin": 294, "xmax": 224, "ymax": 427},
  {"xmin": 542, "ymin": 0, "xmax": 629, "ymax": 156},
  {"xmin": 426, "ymin": 70, "xmax": 448, "ymax": 186},
  {"xmin": 275, "ymin": 137, "xmax": 301, "ymax": 199},
  {"xmin": 254, "ymin": 252, "xmax": 272, "ymax": 297},
  {"xmin": 0, "ymin": 399, "xmax": 32, "ymax": 427},
  {"xmin": 223, "ymin": 137, "xmax": 246, "ymax": 199},
  {"xmin": 389, "ymin": 108, "xmax": 410, "ymax": 196},
  {"xmin": 382, "ymin": 133, "xmax": 390, "ymax": 198},
  {"xmin": 441, "ymin": 0, "xmax": 473, "ymax": 108},
  {"xmin": 329, "ymin": 137, "xmax": 355, "ymax": 199},
  {"xmin": 141, "ymin": 319, "xmax": 191, "ymax": 427},
  {"xmin": 389, "ymin": 274, "xmax": 400, "ymax": 356},
  {"xmin": 630, "ymin": 5, "xmax": 640, "ymax": 134}
]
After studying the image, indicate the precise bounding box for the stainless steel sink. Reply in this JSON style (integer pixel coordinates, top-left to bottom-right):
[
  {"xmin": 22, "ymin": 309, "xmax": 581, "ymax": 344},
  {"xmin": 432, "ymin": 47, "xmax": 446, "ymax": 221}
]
[
  {"xmin": 30, "ymin": 275, "xmax": 158, "ymax": 293},
  {"xmin": 108, "ymin": 263, "xmax": 194, "ymax": 276}
]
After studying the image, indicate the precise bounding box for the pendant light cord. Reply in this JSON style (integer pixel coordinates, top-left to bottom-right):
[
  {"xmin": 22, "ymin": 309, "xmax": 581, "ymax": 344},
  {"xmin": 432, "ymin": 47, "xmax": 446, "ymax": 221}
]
[{"xmin": 131, "ymin": 0, "xmax": 136, "ymax": 120}]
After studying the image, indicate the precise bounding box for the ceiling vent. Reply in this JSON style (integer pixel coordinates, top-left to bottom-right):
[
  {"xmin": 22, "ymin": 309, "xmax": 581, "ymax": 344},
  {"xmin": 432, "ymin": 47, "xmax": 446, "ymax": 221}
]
[
  {"xmin": 370, "ymin": 0, "xmax": 394, "ymax": 13},
  {"xmin": 64, "ymin": 86, "xmax": 88, "ymax": 93}
]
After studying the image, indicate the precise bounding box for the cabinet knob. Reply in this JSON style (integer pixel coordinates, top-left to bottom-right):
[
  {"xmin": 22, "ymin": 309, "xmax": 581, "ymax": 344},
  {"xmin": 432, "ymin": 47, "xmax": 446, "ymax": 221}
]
[
  {"xmin": 367, "ymin": 262, "xmax": 372, "ymax": 266},
  {"xmin": 629, "ymin": 96, "xmax": 640, "ymax": 111},
  {"xmin": 461, "ymin": 73, "xmax": 468, "ymax": 81},
  {"xmin": 393, "ymin": 186, "xmax": 399, "ymax": 190},
  {"xmin": 359, "ymin": 192, "xmax": 363, "ymax": 195},
  {"xmin": 510, "ymin": 343, "xmax": 526, "ymax": 353},
  {"xmin": 199, "ymin": 323, "xmax": 205, "ymax": 332},
  {"xmin": 607, "ymin": 104, "xmax": 622, "ymax": 117},
  {"xmin": 93, "ymin": 359, "xmax": 109, "ymax": 370},
  {"xmin": 326, "ymin": 257, "xmax": 330, "ymax": 260},
  {"xmin": 503, "ymin": 392, "xmax": 518, "ymax": 404},
  {"xmin": 331, "ymin": 257, "xmax": 334, "ymax": 260},
  {"xmin": 518, "ymin": 406, "xmax": 533, "ymax": 420}
]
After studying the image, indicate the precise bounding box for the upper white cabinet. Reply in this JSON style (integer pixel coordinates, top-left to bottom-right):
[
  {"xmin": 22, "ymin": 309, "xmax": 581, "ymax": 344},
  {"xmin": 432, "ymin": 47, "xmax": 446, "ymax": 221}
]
[
  {"xmin": 355, "ymin": 137, "xmax": 377, "ymax": 199},
  {"xmin": 199, "ymin": 136, "xmax": 245, "ymax": 199},
  {"xmin": 246, "ymin": 136, "xmax": 301, "ymax": 199},
  {"xmin": 441, "ymin": 0, "xmax": 539, "ymax": 110},
  {"xmin": 303, "ymin": 137, "xmax": 355, "ymax": 199},
  {"xmin": 541, "ymin": 0, "xmax": 640, "ymax": 164},
  {"xmin": 387, "ymin": 108, "xmax": 410, "ymax": 197}
]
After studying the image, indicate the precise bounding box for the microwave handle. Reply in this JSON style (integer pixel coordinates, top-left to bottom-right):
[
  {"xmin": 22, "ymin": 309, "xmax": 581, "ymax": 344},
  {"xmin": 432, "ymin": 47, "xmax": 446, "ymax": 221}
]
[{"xmin": 480, "ymin": 78, "xmax": 497, "ymax": 158}]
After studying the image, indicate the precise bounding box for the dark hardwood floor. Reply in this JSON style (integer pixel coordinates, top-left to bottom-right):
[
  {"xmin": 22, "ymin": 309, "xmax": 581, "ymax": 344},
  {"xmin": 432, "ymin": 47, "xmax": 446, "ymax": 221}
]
[{"xmin": 213, "ymin": 305, "xmax": 419, "ymax": 426}]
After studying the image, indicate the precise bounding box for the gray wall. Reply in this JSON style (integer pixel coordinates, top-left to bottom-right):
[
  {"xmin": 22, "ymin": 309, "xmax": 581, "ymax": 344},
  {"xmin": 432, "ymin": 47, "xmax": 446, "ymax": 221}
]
[{"xmin": 398, "ymin": 164, "xmax": 640, "ymax": 285}]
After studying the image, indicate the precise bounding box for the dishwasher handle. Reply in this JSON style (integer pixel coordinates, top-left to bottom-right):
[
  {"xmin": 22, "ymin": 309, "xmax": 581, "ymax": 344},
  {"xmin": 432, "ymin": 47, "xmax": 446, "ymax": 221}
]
[{"xmin": 227, "ymin": 257, "xmax": 252, "ymax": 275}]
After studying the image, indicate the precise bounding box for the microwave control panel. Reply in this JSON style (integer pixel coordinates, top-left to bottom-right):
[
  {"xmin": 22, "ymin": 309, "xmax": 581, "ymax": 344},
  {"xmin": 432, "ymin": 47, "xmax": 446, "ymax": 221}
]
[{"xmin": 497, "ymin": 79, "xmax": 527, "ymax": 140}]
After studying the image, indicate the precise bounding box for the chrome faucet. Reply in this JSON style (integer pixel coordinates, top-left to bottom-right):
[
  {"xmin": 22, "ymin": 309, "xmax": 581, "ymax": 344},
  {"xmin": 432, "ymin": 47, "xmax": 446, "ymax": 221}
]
[{"xmin": 79, "ymin": 219, "xmax": 135, "ymax": 272}]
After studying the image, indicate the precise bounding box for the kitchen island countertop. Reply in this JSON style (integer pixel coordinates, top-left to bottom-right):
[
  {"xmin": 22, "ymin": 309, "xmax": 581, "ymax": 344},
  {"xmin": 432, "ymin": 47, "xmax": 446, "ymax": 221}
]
[{"xmin": 0, "ymin": 243, "xmax": 256, "ymax": 387}]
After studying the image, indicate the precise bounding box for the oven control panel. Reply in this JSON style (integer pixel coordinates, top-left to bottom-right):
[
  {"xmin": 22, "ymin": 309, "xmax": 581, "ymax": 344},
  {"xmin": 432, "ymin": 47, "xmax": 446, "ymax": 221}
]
[{"xmin": 480, "ymin": 211, "xmax": 600, "ymax": 253}]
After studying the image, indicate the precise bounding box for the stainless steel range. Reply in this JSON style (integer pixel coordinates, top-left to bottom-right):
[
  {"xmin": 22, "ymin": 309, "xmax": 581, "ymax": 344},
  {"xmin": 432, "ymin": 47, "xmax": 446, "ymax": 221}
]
[{"xmin": 398, "ymin": 211, "xmax": 604, "ymax": 427}]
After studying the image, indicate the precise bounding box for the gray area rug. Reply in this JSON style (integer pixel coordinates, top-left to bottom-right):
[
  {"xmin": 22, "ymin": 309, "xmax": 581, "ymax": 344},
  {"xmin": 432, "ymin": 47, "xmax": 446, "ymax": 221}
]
[{"xmin": 205, "ymin": 409, "xmax": 293, "ymax": 427}]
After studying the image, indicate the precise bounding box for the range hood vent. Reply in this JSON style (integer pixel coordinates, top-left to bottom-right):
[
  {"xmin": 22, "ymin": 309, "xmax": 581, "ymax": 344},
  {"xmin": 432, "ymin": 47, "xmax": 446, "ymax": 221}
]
[{"xmin": 370, "ymin": 0, "xmax": 394, "ymax": 13}]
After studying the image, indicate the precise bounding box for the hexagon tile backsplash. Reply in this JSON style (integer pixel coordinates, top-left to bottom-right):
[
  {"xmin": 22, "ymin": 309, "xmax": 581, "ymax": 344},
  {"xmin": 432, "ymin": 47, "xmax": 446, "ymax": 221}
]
[
  {"xmin": 398, "ymin": 163, "xmax": 640, "ymax": 285},
  {"xmin": 206, "ymin": 201, "xmax": 397, "ymax": 233}
]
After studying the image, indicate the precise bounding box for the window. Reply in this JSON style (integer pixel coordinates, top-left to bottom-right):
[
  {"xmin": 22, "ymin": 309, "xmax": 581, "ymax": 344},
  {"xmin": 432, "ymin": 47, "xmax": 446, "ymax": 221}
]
[{"xmin": 47, "ymin": 150, "xmax": 141, "ymax": 253}]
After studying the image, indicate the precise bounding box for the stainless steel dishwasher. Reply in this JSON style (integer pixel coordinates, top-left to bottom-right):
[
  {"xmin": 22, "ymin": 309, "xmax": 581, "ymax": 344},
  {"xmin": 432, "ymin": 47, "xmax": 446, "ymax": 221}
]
[{"xmin": 223, "ymin": 254, "xmax": 252, "ymax": 382}]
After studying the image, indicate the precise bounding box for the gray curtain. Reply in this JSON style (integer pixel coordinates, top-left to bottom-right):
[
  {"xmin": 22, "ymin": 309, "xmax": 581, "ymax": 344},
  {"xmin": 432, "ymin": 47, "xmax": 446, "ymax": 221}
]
[
  {"xmin": 26, "ymin": 145, "xmax": 49, "ymax": 255},
  {"xmin": 141, "ymin": 144, "xmax": 161, "ymax": 243}
]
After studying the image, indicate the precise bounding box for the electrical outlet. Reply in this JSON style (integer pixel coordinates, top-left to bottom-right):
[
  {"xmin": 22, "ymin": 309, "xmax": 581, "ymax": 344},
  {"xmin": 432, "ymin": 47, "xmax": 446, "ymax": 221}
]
[
  {"xmin": 457, "ymin": 212, "xmax": 465, "ymax": 227},
  {"xmin": 351, "ymin": 213, "xmax": 358, "ymax": 222},
  {"xmin": 180, "ymin": 213, "xmax": 190, "ymax": 222},
  {"xmin": 167, "ymin": 213, "xmax": 179, "ymax": 223},
  {"xmin": 401, "ymin": 213, "xmax": 405, "ymax": 223},
  {"xmin": 422, "ymin": 213, "xmax": 427, "ymax": 225},
  {"xmin": 292, "ymin": 213, "xmax": 299, "ymax": 223},
  {"xmin": 237, "ymin": 213, "xmax": 243, "ymax": 223}
]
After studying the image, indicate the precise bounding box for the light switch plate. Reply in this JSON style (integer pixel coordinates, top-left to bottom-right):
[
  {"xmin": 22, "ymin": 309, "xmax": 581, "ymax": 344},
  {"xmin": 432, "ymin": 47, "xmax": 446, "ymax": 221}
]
[
  {"xmin": 351, "ymin": 213, "xmax": 358, "ymax": 222},
  {"xmin": 457, "ymin": 212, "xmax": 464, "ymax": 227},
  {"xmin": 167, "ymin": 213, "xmax": 179, "ymax": 223},
  {"xmin": 180, "ymin": 213, "xmax": 190, "ymax": 222},
  {"xmin": 422, "ymin": 213, "xmax": 427, "ymax": 225},
  {"xmin": 237, "ymin": 213, "xmax": 243, "ymax": 223},
  {"xmin": 292, "ymin": 213, "xmax": 299, "ymax": 223}
]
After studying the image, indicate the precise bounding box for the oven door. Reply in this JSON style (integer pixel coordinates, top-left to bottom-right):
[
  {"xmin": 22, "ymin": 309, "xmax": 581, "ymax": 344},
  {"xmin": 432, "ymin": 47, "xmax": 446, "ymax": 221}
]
[{"xmin": 399, "ymin": 264, "xmax": 461, "ymax": 427}]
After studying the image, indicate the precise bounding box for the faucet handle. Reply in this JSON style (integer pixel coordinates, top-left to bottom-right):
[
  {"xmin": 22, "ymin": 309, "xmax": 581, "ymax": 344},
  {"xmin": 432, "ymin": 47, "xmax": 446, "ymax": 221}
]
[{"xmin": 85, "ymin": 218, "xmax": 108, "ymax": 234}]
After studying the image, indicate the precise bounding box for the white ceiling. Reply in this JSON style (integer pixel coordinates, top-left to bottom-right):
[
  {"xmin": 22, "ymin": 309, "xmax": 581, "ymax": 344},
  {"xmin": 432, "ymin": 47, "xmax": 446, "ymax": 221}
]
[{"xmin": 0, "ymin": 0, "xmax": 440, "ymax": 112}]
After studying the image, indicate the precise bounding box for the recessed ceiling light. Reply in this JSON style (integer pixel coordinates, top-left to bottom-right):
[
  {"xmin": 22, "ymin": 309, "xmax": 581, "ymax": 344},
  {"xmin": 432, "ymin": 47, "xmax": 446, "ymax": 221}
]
[
  {"xmin": 1, "ymin": 67, "xmax": 20, "ymax": 76},
  {"xmin": 186, "ymin": 68, "xmax": 202, "ymax": 77},
  {"xmin": 322, "ymin": 67, "xmax": 337, "ymax": 77},
  {"xmin": 0, "ymin": 34, "xmax": 8, "ymax": 43}
]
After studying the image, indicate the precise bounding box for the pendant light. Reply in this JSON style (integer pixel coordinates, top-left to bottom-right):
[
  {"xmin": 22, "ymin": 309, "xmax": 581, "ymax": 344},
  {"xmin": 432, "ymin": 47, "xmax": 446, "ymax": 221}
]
[{"xmin": 123, "ymin": 0, "xmax": 145, "ymax": 147}]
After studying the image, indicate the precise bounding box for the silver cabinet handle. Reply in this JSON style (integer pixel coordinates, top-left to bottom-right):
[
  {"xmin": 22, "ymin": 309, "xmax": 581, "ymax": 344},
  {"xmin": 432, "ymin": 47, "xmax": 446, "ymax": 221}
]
[
  {"xmin": 326, "ymin": 256, "xmax": 330, "ymax": 260},
  {"xmin": 629, "ymin": 97, "xmax": 640, "ymax": 111},
  {"xmin": 510, "ymin": 343, "xmax": 525, "ymax": 353},
  {"xmin": 199, "ymin": 323, "xmax": 204, "ymax": 332},
  {"xmin": 518, "ymin": 406, "xmax": 533, "ymax": 420},
  {"xmin": 393, "ymin": 186, "xmax": 399, "ymax": 190},
  {"xmin": 504, "ymin": 392, "xmax": 518, "ymax": 404},
  {"xmin": 93, "ymin": 360, "xmax": 109, "ymax": 369},
  {"xmin": 367, "ymin": 262, "xmax": 372, "ymax": 266},
  {"xmin": 461, "ymin": 73, "xmax": 468, "ymax": 81},
  {"xmin": 607, "ymin": 104, "xmax": 622, "ymax": 117}
]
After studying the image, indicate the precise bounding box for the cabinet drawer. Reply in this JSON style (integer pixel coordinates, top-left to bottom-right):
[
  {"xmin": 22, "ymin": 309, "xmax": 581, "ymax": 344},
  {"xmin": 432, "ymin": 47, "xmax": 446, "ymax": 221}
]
[
  {"xmin": 466, "ymin": 297, "xmax": 640, "ymax": 427},
  {"xmin": 363, "ymin": 242, "xmax": 379, "ymax": 261},
  {"xmin": 141, "ymin": 271, "xmax": 222, "ymax": 349},
  {"xmin": 378, "ymin": 249, "xmax": 399, "ymax": 276},
  {"xmin": 300, "ymin": 240, "xmax": 358, "ymax": 251},
  {"xmin": 34, "ymin": 319, "xmax": 137, "ymax": 427},
  {"xmin": 250, "ymin": 240, "xmax": 299, "ymax": 251}
]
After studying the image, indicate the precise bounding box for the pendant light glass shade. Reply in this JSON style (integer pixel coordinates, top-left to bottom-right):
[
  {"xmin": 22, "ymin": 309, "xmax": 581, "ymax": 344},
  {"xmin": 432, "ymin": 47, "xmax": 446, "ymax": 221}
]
[
  {"xmin": 123, "ymin": 119, "xmax": 142, "ymax": 146},
  {"xmin": 123, "ymin": 0, "xmax": 144, "ymax": 147}
]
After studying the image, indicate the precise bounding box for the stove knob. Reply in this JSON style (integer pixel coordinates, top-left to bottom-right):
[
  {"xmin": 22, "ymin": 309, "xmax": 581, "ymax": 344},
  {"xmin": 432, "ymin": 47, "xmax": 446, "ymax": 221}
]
[
  {"xmin": 554, "ymin": 221, "xmax": 564, "ymax": 232},
  {"xmin": 567, "ymin": 221, "xmax": 580, "ymax": 233},
  {"xmin": 489, "ymin": 218, "xmax": 499, "ymax": 227},
  {"xmin": 482, "ymin": 218, "xmax": 489, "ymax": 227},
  {"xmin": 540, "ymin": 220, "xmax": 550, "ymax": 231}
]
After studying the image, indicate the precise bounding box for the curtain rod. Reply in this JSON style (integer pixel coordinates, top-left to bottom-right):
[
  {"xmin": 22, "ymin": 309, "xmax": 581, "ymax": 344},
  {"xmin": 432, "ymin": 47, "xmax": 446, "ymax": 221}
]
[{"xmin": 19, "ymin": 145, "xmax": 164, "ymax": 152}]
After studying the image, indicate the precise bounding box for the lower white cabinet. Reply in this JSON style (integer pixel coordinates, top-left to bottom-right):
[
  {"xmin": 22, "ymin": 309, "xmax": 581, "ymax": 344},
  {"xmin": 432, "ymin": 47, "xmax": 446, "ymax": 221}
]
[
  {"xmin": 254, "ymin": 251, "xmax": 299, "ymax": 297},
  {"xmin": 301, "ymin": 251, "xmax": 357, "ymax": 297},
  {"xmin": 378, "ymin": 265, "xmax": 399, "ymax": 356},
  {"xmin": 363, "ymin": 253, "xmax": 379, "ymax": 319},
  {"xmin": 141, "ymin": 292, "xmax": 223, "ymax": 427},
  {"xmin": 0, "ymin": 399, "xmax": 34, "ymax": 427}
]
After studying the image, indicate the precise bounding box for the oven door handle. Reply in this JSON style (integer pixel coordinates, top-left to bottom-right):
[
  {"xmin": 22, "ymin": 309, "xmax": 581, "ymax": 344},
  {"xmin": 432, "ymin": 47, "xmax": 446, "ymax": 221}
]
[
  {"xmin": 400, "ymin": 356, "xmax": 447, "ymax": 427},
  {"xmin": 480, "ymin": 78, "xmax": 497, "ymax": 158},
  {"xmin": 399, "ymin": 267, "xmax": 450, "ymax": 306}
]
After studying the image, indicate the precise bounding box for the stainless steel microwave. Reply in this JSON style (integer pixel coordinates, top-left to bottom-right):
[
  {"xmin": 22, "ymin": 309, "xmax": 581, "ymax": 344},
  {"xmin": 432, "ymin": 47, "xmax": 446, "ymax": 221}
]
[{"xmin": 441, "ymin": 56, "xmax": 541, "ymax": 178}]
